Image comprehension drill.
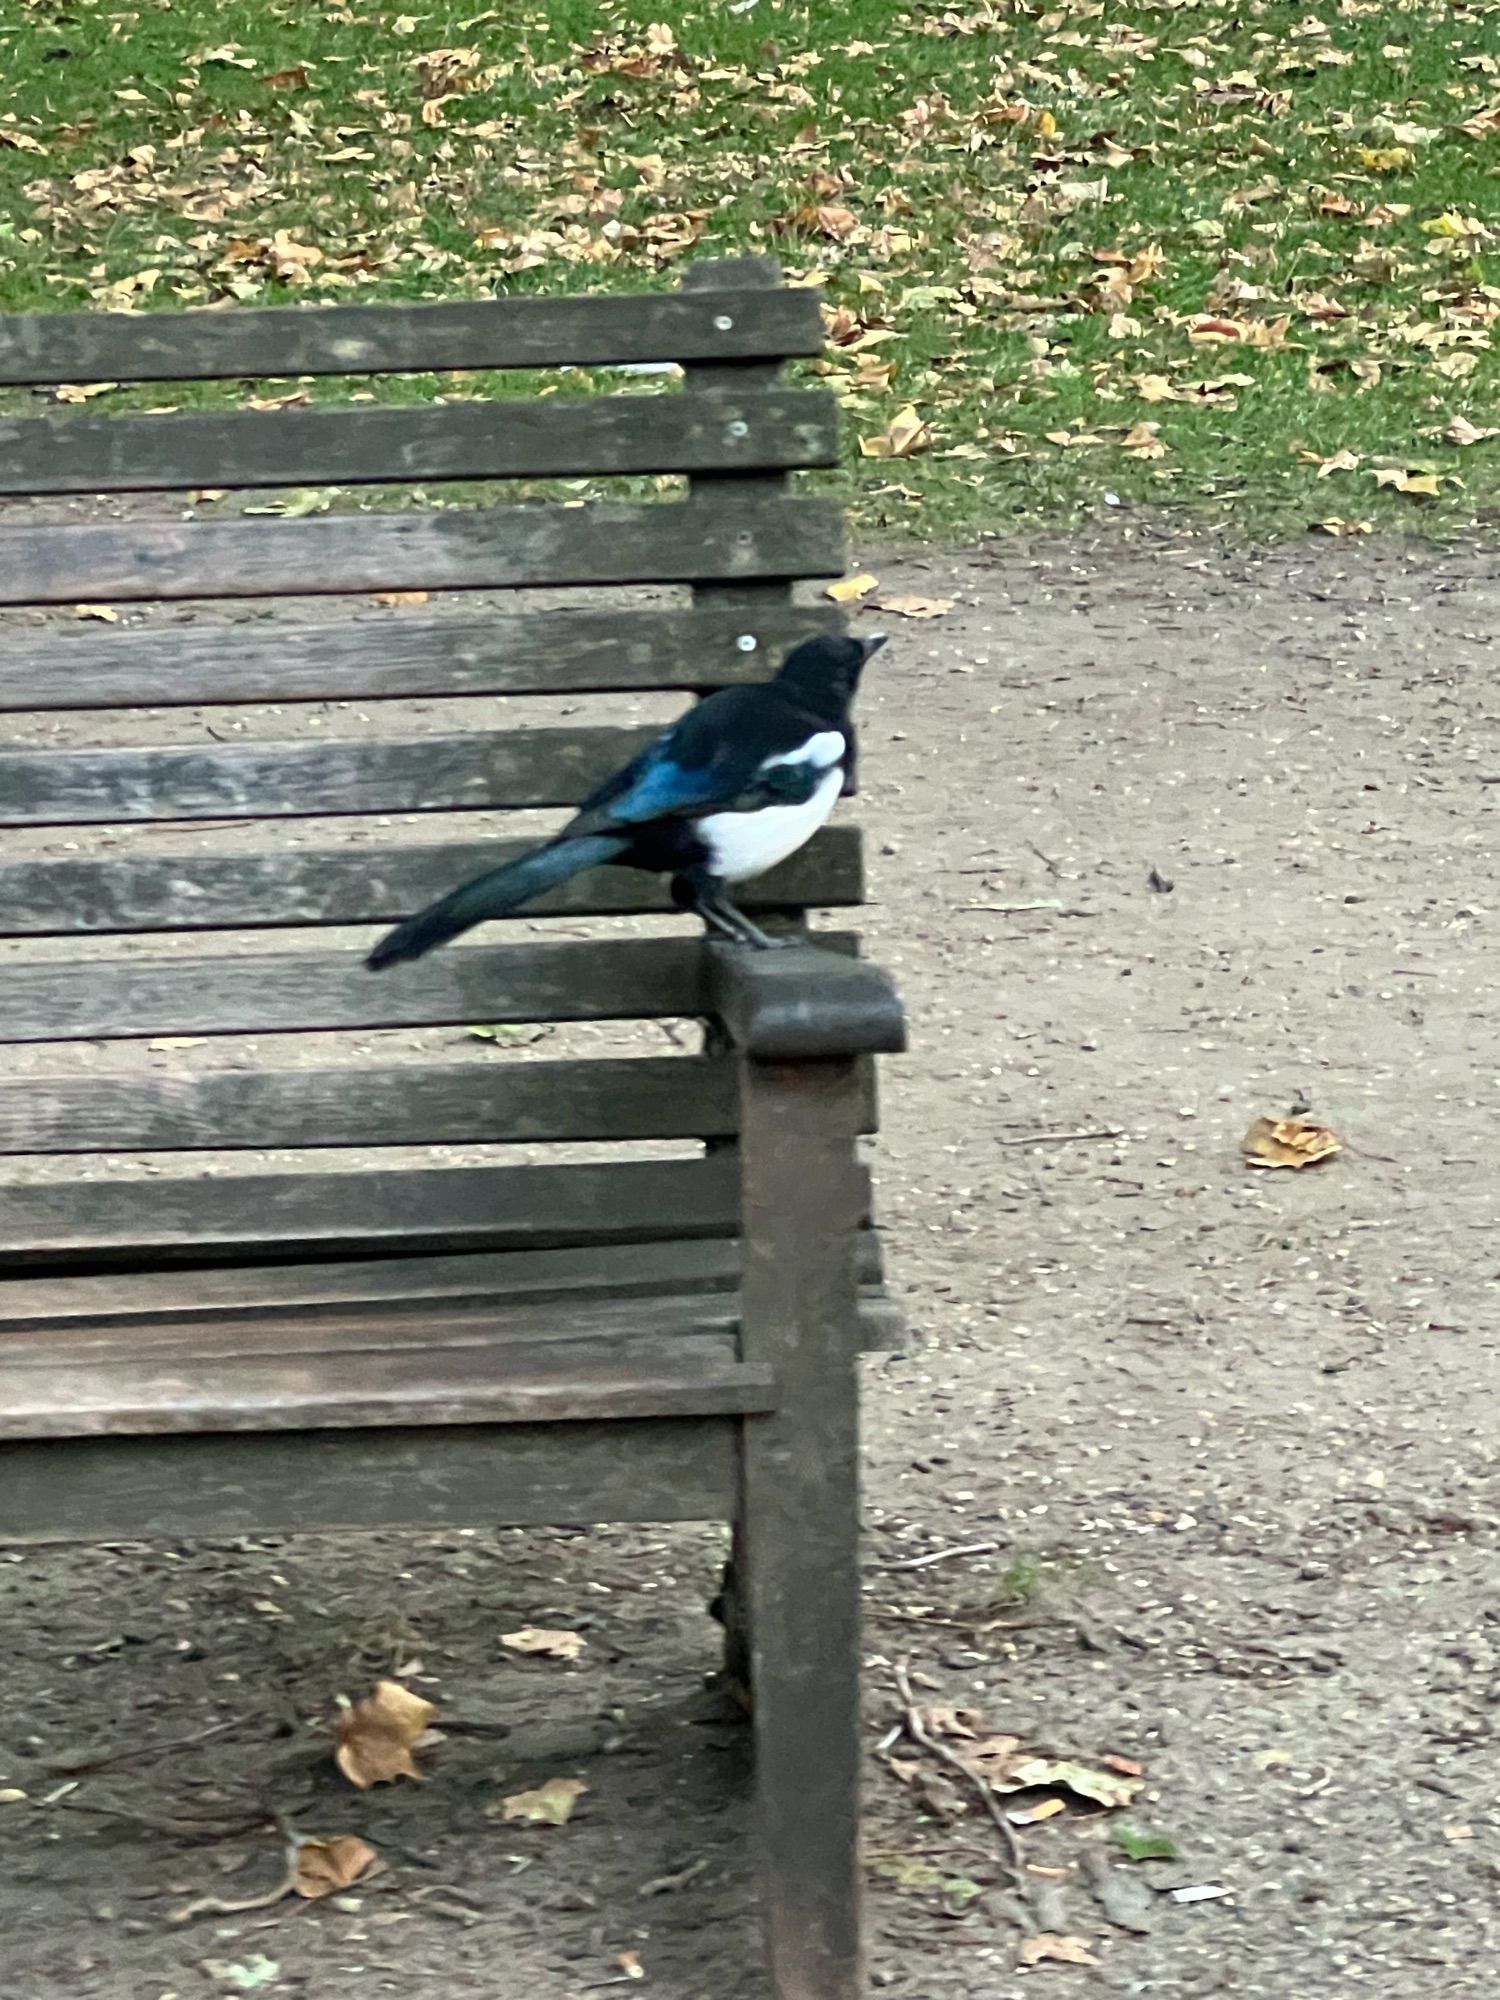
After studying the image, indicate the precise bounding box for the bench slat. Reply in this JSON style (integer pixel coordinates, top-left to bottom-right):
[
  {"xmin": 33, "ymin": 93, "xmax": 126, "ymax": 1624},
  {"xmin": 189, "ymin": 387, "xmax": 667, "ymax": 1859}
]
[
  {"xmin": 0, "ymin": 1421, "xmax": 739, "ymax": 1539},
  {"xmin": 0, "ymin": 1056, "xmax": 743, "ymax": 1153},
  {"xmin": 0, "ymin": 935, "xmax": 733, "ymax": 1042},
  {"xmin": 0, "ymin": 726, "xmax": 660, "ymax": 826},
  {"xmin": 0, "ymin": 1325, "xmax": 776, "ymax": 1438},
  {"xmin": 0, "ymin": 288, "xmax": 824, "ymax": 386},
  {"xmin": 0, "ymin": 827, "xmax": 860, "ymax": 935},
  {"xmin": 0, "ymin": 1232, "xmax": 882, "ymax": 1330},
  {"xmin": 0, "ymin": 389, "xmax": 838, "ymax": 496},
  {"xmin": 0, "ymin": 606, "xmax": 843, "ymax": 712},
  {"xmin": 0, "ymin": 495, "xmax": 844, "ymax": 605},
  {"xmin": 0, "ymin": 1157, "xmax": 749, "ymax": 1265}
]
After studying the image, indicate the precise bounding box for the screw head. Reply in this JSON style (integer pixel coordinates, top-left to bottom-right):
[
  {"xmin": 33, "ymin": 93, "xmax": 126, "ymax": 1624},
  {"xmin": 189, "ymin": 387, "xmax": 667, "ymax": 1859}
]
[
  {"xmin": 737, "ymin": 634, "xmax": 758, "ymax": 653},
  {"xmin": 726, "ymin": 419, "xmax": 749, "ymax": 440},
  {"xmin": 713, "ymin": 313, "xmax": 734, "ymax": 331}
]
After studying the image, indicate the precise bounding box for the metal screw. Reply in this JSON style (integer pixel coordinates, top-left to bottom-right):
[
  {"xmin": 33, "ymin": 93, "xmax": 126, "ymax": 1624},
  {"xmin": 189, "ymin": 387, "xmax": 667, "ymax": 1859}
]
[
  {"xmin": 737, "ymin": 634, "xmax": 758, "ymax": 653},
  {"xmin": 726, "ymin": 419, "xmax": 749, "ymax": 440},
  {"xmin": 713, "ymin": 313, "xmax": 734, "ymax": 331}
]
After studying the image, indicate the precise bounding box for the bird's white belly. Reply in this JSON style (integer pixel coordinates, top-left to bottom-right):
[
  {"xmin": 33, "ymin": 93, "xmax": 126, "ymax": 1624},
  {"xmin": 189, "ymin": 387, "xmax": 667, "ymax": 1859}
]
[{"xmin": 697, "ymin": 765, "xmax": 845, "ymax": 884}]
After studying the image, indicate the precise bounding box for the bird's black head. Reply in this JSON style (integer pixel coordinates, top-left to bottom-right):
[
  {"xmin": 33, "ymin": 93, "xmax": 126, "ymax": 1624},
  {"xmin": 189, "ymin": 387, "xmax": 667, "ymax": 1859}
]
[{"xmin": 774, "ymin": 632, "xmax": 887, "ymax": 718}]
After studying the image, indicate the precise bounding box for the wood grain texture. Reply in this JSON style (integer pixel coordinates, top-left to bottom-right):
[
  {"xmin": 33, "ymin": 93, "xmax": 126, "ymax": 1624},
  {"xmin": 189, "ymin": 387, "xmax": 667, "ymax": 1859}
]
[
  {"xmin": 0, "ymin": 287, "xmax": 824, "ymax": 385},
  {"xmin": 709, "ymin": 939, "xmax": 905, "ymax": 1061},
  {"xmin": 0, "ymin": 1157, "xmax": 747, "ymax": 1265},
  {"xmin": 0, "ymin": 935, "xmax": 719, "ymax": 1042},
  {"xmin": 0, "ymin": 494, "xmax": 845, "ymax": 604},
  {"xmin": 0, "ymin": 725, "xmax": 661, "ymax": 825},
  {"xmin": 0, "ymin": 1420, "xmax": 739, "ymax": 1540},
  {"xmin": 0, "ymin": 828, "xmax": 861, "ymax": 934},
  {"xmin": 0, "ymin": 605, "xmax": 844, "ymax": 712},
  {"xmin": 0, "ymin": 389, "xmax": 838, "ymax": 495},
  {"xmin": 0, "ymin": 1056, "xmax": 742, "ymax": 1153}
]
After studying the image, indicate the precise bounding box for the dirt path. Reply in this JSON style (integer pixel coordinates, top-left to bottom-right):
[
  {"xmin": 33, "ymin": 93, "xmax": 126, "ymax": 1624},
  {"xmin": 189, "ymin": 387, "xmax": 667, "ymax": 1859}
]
[{"xmin": 3, "ymin": 527, "xmax": 1498, "ymax": 1998}]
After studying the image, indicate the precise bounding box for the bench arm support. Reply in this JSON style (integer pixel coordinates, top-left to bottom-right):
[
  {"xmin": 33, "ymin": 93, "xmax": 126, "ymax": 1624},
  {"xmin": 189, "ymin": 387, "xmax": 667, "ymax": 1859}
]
[{"xmin": 706, "ymin": 939, "xmax": 906, "ymax": 1062}]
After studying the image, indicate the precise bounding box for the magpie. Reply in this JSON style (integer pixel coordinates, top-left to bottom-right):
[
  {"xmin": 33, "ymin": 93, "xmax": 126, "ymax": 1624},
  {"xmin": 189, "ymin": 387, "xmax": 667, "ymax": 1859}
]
[{"xmin": 365, "ymin": 631, "xmax": 886, "ymax": 970}]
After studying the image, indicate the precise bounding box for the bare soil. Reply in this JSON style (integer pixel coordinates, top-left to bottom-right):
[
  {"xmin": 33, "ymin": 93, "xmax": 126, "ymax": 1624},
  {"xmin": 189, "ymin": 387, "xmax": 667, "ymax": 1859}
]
[{"xmin": 3, "ymin": 524, "xmax": 1499, "ymax": 1999}]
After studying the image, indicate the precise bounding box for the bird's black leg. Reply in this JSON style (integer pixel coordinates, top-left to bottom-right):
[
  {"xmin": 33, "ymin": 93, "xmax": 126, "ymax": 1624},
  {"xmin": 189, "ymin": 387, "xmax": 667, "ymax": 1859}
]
[{"xmin": 674, "ymin": 868, "xmax": 788, "ymax": 950}]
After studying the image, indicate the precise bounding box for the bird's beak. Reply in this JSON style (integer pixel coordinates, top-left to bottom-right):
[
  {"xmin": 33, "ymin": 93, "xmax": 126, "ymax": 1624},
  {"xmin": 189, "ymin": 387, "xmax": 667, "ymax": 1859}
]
[{"xmin": 859, "ymin": 632, "xmax": 889, "ymax": 662}]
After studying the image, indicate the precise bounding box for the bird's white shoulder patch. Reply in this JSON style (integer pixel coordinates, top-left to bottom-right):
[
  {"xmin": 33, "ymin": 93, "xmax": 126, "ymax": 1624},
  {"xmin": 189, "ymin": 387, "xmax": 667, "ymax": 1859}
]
[
  {"xmin": 759, "ymin": 729, "xmax": 845, "ymax": 774},
  {"xmin": 697, "ymin": 764, "xmax": 845, "ymax": 885}
]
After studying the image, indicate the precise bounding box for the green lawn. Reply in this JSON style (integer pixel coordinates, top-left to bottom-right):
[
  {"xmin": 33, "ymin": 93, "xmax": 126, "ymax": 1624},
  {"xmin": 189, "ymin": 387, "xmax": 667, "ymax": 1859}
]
[{"xmin": 2, "ymin": 0, "xmax": 1497, "ymax": 536}]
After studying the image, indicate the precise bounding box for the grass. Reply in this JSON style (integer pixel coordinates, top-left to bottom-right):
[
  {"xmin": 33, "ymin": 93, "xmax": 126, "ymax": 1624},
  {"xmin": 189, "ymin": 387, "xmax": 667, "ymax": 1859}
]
[{"xmin": 1, "ymin": 0, "xmax": 1497, "ymax": 538}]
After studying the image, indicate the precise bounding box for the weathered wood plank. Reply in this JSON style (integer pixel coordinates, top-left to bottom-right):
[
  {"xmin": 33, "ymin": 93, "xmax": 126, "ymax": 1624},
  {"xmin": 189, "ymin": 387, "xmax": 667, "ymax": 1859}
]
[
  {"xmin": 0, "ymin": 936, "xmax": 717, "ymax": 1042},
  {"xmin": 738, "ymin": 1053, "xmax": 868, "ymax": 1997},
  {"xmin": 709, "ymin": 939, "xmax": 905, "ymax": 1061},
  {"xmin": 0, "ymin": 726, "xmax": 661, "ymax": 826},
  {"xmin": 0, "ymin": 1056, "xmax": 746, "ymax": 1154},
  {"xmin": 0, "ymin": 1229, "xmax": 882, "ymax": 1329},
  {"xmin": 0, "ymin": 1419, "xmax": 738, "ymax": 1541},
  {"xmin": 0, "ymin": 827, "xmax": 861, "ymax": 934},
  {"xmin": 0, "ymin": 605, "xmax": 843, "ymax": 712},
  {"xmin": 0, "ymin": 287, "xmax": 824, "ymax": 386},
  {"xmin": 0, "ymin": 495, "xmax": 845, "ymax": 605},
  {"xmin": 0, "ymin": 389, "xmax": 838, "ymax": 496},
  {"xmin": 0, "ymin": 1158, "xmax": 746, "ymax": 1265},
  {"xmin": 0, "ymin": 1328, "xmax": 776, "ymax": 1438}
]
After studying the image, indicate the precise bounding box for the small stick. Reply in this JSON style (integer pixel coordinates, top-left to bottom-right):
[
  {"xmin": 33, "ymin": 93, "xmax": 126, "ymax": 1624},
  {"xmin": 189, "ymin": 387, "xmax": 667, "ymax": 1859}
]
[
  {"xmin": 996, "ymin": 1127, "xmax": 1123, "ymax": 1148},
  {"xmin": 42, "ymin": 1715, "xmax": 243, "ymax": 1778},
  {"xmin": 958, "ymin": 904, "xmax": 1097, "ymax": 918},
  {"xmin": 880, "ymin": 1540, "xmax": 1001, "ymax": 1573},
  {"xmin": 892, "ymin": 1663, "xmax": 1025, "ymax": 1888}
]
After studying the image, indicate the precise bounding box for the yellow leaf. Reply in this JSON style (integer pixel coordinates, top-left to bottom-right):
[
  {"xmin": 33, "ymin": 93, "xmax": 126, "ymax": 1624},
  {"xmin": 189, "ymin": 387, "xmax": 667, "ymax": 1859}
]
[
  {"xmin": 496, "ymin": 1776, "xmax": 588, "ymax": 1825},
  {"xmin": 501, "ymin": 1626, "xmax": 587, "ymax": 1660},
  {"xmin": 1242, "ymin": 1116, "xmax": 1342, "ymax": 1170},
  {"xmin": 74, "ymin": 604, "xmax": 120, "ymax": 622},
  {"xmin": 1312, "ymin": 517, "xmax": 1373, "ymax": 536},
  {"xmin": 1121, "ymin": 421, "xmax": 1168, "ymax": 459},
  {"xmin": 824, "ymin": 572, "xmax": 879, "ymax": 603},
  {"xmin": 1134, "ymin": 374, "xmax": 1179, "ymax": 402},
  {"xmin": 1359, "ymin": 146, "xmax": 1412, "ymax": 173},
  {"xmin": 294, "ymin": 1835, "xmax": 380, "ymax": 1899},
  {"xmin": 1371, "ymin": 467, "xmax": 1441, "ymax": 496},
  {"xmin": 333, "ymin": 1680, "xmax": 439, "ymax": 1789},
  {"xmin": 371, "ymin": 589, "xmax": 431, "ymax": 607},
  {"xmin": 1309, "ymin": 448, "xmax": 1360, "ymax": 477}
]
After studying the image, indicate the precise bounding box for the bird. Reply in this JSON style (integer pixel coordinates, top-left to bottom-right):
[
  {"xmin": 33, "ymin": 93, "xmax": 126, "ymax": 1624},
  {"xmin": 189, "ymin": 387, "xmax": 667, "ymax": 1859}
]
[{"xmin": 365, "ymin": 631, "xmax": 886, "ymax": 970}]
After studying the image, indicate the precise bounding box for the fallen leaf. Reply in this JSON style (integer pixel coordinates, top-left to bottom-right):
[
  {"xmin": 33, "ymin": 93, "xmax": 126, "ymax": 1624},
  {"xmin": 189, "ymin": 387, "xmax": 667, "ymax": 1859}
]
[
  {"xmin": 920, "ymin": 1705, "xmax": 988, "ymax": 1741},
  {"xmin": 860, "ymin": 405, "xmax": 932, "ymax": 459},
  {"xmin": 74, "ymin": 604, "xmax": 120, "ymax": 622},
  {"xmin": 497, "ymin": 1775, "xmax": 588, "ymax": 1825},
  {"xmin": 502, "ymin": 1626, "xmax": 587, "ymax": 1660},
  {"xmin": 371, "ymin": 589, "xmax": 431, "ymax": 606},
  {"xmin": 147, "ymin": 1036, "xmax": 206, "ymax": 1052},
  {"xmin": 1371, "ymin": 467, "xmax": 1441, "ymax": 496},
  {"xmin": 1312, "ymin": 518, "xmax": 1373, "ymax": 536},
  {"xmin": 334, "ymin": 1680, "xmax": 439, "ymax": 1789},
  {"xmin": 53, "ymin": 381, "xmax": 119, "ymax": 403},
  {"xmin": 1309, "ymin": 447, "xmax": 1360, "ymax": 477},
  {"xmin": 870, "ymin": 1856, "xmax": 984, "ymax": 1901},
  {"xmin": 1444, "ymin": 415, "xmax": 1500, "ymax": 447},
  {"xmin": 1242, "ymin": 1116, "xmax": 1342, "ymax": 1170},
  {"xmin": 1114, "ymin": 1821, "xmax": 1180, "ymax": 1862},
  {"xmin": 1007, "ymin": 1796, "xmax": 1067, "ymax": 1826},
  {"xmin": 294, "ymin": 1834, "xmax": 379, "ymax": 1899},
  {"xmin": 824, "ymin": 572, "xmax": 879, "ymax": 603},
  {"xmin": 996, "ymin": 1756, "xmax": 1143, "ymax": 1810},
  {"xmin": 877, "ymin": 593, "xmax": 954, "ymax": 619},
  {"xmin": 1018, "ymin": 1933, "xmax": 1100, "ymax": 1967},
  {"xmin": 1102, "ymin": 1755, "xmax": 1146, "ymax": 1778},
  {"xmin": 1121, "ymin": 421, "xmax": 1168, "ymax": 459}
]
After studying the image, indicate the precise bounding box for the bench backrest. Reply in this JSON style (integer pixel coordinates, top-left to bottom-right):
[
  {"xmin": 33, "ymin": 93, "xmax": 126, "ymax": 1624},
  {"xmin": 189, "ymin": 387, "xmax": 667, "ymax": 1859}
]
[{"xmin": 0, "ymin": 261, "xmax": 862, "ymax": 1277}]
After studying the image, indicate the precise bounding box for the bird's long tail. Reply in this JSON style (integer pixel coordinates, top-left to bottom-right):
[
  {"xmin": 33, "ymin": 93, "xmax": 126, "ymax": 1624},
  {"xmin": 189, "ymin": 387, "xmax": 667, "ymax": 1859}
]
[{"xmin": 366, "ymin": 833, "xmax": 629, "ymax": 970}]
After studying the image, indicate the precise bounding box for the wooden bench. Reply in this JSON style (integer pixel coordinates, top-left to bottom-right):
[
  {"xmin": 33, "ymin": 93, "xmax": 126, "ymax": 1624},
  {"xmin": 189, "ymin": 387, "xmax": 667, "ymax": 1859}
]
[{"xmin": 0, "ymin": 257, "xmax": 903, "ymax": 1999}]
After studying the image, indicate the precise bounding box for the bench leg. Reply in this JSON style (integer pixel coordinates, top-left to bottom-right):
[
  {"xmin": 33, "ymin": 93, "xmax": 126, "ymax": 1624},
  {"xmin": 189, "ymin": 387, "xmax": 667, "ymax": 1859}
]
[{"xmin": 737, "ymin": 1057, "xmax": 865, "ymax": 2000}]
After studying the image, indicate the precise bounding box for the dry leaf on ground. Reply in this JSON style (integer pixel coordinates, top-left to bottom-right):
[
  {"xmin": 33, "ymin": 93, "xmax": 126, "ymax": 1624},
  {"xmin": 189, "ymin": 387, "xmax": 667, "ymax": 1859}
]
[
  {"xmin": 1242, "ymin": 1116, "xmax": 1342, "ymax": 1169},
  {"xmin": 333, "ymin": 1680, "xmax": 439, "ymax": 1788},
  {"xmin": 860, "ymin": 405, "xmax": 932, "ymax": 459},
  {"xmin": 825, "ymin": 572, "xmax": 879, "ymax": 603},
  {"xmin": 495, "ymin": 1775, "xmax": 588, "ymax": 1825},
  {"xmin": 877, "ymin": 594, "xmax": 955, "ymax": 619},
  {"xmin": 294, "ymin": 1835, "xmax": 380, "ymax": 1899},
  {"xmin": 1019, "ymin": 1932, "xmax": 1100, "ymax": 1967},
  {"xmin": 371, "ymin": 589, "xmax": 431, "ymax": 606},
  {"xmin": 1444, "ymin": 415, "xmax": 1500, "ymax": 447},
  {"xmin": 501, "ymin": 1626, "xmax": 587, "ymax": 1660}
]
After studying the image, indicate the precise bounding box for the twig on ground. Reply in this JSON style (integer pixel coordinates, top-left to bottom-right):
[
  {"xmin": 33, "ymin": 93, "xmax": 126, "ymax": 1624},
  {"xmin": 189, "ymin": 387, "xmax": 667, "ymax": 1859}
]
[
  {"xmin": 892, "ymin": 1662, "xmax": 1026, "ymax": 1890},
  {"xmin": 880, "ymin": 1540, "xmax": 1000, "ymax": 1572},
  {"xmin": 42, "ymin": 1715, "xmax": 243, "ymax": 1778},
  {"xmin": 995, "ymin": 1128, "xmax": 1123, "ymax": 1148}
]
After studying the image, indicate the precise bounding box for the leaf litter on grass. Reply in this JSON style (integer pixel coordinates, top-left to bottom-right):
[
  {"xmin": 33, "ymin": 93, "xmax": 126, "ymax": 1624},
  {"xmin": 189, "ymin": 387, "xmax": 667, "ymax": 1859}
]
[{"xmin": 1, "ymin": 0, "xmax": 1497, "ymax": 535}]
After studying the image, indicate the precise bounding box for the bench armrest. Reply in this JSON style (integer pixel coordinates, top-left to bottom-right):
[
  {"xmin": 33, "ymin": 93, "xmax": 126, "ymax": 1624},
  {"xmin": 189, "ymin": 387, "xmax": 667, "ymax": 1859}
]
[{"xmin": 706, "ymin": 939, "xmax": 906, "ymax": 1061}]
